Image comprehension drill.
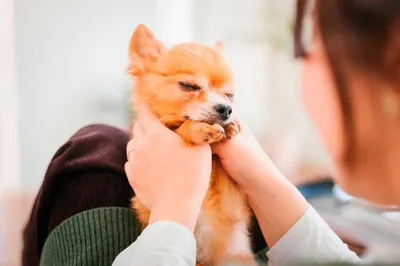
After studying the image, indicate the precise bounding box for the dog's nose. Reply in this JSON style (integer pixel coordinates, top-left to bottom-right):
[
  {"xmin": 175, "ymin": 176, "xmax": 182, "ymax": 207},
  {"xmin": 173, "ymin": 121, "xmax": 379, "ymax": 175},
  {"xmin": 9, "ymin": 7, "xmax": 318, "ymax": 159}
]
[{"xmin": 214, "ymin": 104, "xmax": 232, "ymax": 121}]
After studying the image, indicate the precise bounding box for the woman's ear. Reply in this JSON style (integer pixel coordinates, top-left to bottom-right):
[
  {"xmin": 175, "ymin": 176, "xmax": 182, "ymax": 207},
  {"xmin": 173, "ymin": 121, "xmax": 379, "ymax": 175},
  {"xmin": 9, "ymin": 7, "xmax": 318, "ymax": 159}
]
[{"xmin": 127, "ymin": 24, "xmax": 165, "ymax": 76}]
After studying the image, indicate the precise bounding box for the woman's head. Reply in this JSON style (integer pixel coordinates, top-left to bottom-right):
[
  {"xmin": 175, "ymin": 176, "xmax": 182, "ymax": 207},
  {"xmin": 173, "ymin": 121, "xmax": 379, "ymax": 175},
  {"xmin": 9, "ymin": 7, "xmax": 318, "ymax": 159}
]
[{"xmin": 295, "ymin": 0, "xmax": 400, "ymax": 204}]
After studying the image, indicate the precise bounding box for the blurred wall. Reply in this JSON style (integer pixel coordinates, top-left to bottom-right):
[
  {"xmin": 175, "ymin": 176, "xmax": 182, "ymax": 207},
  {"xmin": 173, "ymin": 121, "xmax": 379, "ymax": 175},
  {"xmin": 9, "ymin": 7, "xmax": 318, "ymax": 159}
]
[
  {"xmin": 13, "ymin": 0, "xmax": 158, "ymax": 190},
  {"xmin": 1, "ymin": 0, "xmax": 21, "ymax": 191}
]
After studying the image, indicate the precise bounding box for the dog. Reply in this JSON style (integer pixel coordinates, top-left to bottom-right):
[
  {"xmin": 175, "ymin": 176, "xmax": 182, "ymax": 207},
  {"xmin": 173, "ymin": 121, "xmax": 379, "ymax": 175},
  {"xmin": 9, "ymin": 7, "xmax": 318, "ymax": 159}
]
[{"xmin": 127, "ymin": 24, "xmax": 255, "ymax": 266}]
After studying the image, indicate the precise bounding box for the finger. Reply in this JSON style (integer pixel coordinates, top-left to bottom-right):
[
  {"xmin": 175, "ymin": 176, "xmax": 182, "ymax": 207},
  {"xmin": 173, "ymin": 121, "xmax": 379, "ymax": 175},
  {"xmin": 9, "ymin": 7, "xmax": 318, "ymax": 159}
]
[
  {"xmin": 125, "ymin": 160, "xmax": 136, "ymax": 180},
  {"xmin": 137, "ymin": 106, "xmax": 164, "ymax": 133},
  {"xmin": 127, "ymin": 121, "xmax": 145, "ymax": 158},
  {"xmin": 126, "ymin": 138, "xmax": 136, "ymax": 160},
  {"xmin": 124, "ymin": 162, "xmax": 130, "ymax": 176},
  {"xmin": 133, "ymin": 120, "xmax": 145, "ymax": 137},
  {"xmin": 131, "ymin": 120, "xmax": 145, "ymax": 136},
  {"xmin": 125, "ymin": 160, "xmax": 138, "ymax": 186},
  {"xmin": 124, "ymin": 162, "xmax": 142, "ymax": 198}
]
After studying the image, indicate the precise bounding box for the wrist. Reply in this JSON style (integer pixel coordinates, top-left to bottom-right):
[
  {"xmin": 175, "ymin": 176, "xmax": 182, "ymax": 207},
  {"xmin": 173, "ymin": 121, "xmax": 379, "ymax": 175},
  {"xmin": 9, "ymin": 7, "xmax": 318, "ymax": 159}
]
[
  {"xmin": 244, "ymin": 163, "xmax": 308, "ymax": 216},
  {"xmin": 247, "ymin": 175, "xmax": 306, "ymax": 210},
  {"xmin": 244, "ymin": 166, "xmax": 308, "ymax": 247},
  {"xmin": 241, "ymin": 159, "xmax": 287, "ymax": 199},
  {"xmin": 149, "ymin": 198, "xmax": 203, "ymax": 232}
]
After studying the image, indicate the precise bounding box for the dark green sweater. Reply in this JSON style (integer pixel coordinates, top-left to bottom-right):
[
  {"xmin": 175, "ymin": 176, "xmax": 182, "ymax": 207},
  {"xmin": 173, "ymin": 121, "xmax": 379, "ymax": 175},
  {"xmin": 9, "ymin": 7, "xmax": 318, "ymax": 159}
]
[
  {"xmin": 40, "ymin": 207, "xmax": 270, "ymax": 266},
  {"xmin": 40, "ymin": 207, "xmax": 139, "ymax": 266}
]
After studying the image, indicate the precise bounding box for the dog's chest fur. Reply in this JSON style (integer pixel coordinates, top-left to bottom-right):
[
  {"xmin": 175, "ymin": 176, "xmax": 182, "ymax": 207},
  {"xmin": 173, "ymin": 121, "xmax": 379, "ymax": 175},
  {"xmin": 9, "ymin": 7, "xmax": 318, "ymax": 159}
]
[
  {"xmin": 195, "ymin": 212, "xmax": 215, "ymax": 263},
  {"xmin": 195, "ymin": 211, "xmax": 252, "ymax": 265},
  {"xmin": 194, "ymin": 157, "xmax": 252, "ymax": 265}
]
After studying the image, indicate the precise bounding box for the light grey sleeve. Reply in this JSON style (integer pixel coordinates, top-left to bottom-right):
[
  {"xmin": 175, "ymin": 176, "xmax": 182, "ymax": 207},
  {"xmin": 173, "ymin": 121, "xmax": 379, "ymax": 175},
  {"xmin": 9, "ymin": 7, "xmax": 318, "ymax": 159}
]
[
  {"xmin": 112, "ymin": 221, "xmax": 196, "ymax": 266},
  {"xmin": 267, "ymin": 205, "xmax": 361, "ymax": 266}
]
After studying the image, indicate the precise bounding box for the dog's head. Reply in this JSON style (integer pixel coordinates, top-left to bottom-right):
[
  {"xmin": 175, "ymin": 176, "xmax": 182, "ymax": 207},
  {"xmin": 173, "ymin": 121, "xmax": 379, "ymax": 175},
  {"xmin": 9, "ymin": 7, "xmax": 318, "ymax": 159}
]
[{"xmin": 127, "ymin": 24, "xmax": 235, "ymax": 129}]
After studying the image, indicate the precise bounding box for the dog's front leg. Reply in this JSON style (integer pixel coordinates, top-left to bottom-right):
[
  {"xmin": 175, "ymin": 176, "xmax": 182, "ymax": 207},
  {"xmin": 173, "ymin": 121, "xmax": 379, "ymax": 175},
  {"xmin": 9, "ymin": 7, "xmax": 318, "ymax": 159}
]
[{"xmin": 176, "ymin": 120, "xmax": 225, "ymax": 145}]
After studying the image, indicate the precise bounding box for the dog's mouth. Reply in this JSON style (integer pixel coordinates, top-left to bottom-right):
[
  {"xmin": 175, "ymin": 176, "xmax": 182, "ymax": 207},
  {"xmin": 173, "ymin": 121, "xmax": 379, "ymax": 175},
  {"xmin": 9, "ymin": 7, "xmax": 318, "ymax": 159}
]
[
  {"xmin": 158, "ymin": 111, "xmax": 230, "ymax": 132},
  {"xmin": 183, "ymin": 115, "xmax": 231, "ymax": 127},
  {"xmin": 165, "ymin": 115, "xmax": 231, "ymax": 132}
]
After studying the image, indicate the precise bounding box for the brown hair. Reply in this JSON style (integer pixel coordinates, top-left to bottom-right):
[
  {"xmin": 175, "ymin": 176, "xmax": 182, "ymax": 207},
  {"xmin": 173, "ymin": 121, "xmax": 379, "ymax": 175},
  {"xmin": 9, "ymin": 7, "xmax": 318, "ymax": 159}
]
[{"xmin": 294, "ymin": 0, "xmax": 400, "ymax": 164}]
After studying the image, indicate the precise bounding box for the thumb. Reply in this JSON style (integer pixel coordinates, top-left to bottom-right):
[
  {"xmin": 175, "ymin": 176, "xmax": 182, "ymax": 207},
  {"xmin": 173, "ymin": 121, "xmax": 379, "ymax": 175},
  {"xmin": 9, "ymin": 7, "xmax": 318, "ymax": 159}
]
[{"xmin": 137, "ymin": 105, "xmax": 163, "ymax": 133}]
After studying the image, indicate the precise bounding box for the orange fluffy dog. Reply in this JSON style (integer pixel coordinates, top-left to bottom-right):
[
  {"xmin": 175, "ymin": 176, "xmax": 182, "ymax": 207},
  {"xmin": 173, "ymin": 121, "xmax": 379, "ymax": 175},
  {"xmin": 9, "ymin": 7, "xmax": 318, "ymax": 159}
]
[{"xmin": 127, "ymin": 24, "xmax": 255, "ymax": 266}]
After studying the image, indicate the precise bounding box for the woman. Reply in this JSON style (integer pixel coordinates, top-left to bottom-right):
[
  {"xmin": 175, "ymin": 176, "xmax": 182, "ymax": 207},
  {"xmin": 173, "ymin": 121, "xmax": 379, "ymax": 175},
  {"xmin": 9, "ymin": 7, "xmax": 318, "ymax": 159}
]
[{"xmin": 114, "ymin": 0, "xmax": 400, "ymax": 265}]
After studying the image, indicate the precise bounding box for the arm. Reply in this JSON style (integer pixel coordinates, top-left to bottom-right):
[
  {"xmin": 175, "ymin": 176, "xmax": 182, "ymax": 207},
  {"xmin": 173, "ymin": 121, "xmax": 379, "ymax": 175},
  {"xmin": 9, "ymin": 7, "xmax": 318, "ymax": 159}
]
[
  {"xmin": 112, "ymin": 221, "xmax": 196, "ymax": 266},
  {"xmin": 212, "ymin": 126, "xmax": 361, "ymax": 264},
  {"xmin": 246, "ymin": 167, "xmax": 361, "ymax": 265}
]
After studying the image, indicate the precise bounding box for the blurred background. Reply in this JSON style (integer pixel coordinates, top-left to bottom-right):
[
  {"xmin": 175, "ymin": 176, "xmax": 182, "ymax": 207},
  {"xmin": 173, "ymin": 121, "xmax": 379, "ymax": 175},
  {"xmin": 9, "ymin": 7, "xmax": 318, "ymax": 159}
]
[{"xmin": 0, "ymin": 0, "xmax": 334, "ymax": 264}]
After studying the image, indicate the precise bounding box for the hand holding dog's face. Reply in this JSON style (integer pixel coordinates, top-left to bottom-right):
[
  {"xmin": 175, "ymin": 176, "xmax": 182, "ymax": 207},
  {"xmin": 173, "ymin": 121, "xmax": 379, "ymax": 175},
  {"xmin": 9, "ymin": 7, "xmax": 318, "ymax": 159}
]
[
  {"xmin": 126, "ymin": 107, "xmax": 212, "ymax": 231},
  {"xmin": 127, "ymin": 25, "xmax": 237, "ymax": 143}
]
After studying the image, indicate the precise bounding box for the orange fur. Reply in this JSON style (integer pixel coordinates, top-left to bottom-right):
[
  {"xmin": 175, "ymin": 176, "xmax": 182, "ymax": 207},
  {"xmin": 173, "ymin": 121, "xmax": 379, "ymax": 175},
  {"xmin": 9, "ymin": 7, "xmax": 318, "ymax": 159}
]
[{"xmin": 128, "ymin": 24, "xmax": 255, "ymax": 266}]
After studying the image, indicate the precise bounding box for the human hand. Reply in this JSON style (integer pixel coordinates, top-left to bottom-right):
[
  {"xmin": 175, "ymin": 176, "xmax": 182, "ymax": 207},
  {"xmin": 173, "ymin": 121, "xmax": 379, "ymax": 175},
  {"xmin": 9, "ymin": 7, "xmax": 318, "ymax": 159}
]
[
  {"xmin": 212, "ymin": 123, "xmax": 284, "ymax": 195},
  {"xmin": 125, "ymin": 108, "xmax": 212, "ymax": 231},
  {"xmin": 213, "ymin": 123, "xmax": 308, "ymax": 247}
]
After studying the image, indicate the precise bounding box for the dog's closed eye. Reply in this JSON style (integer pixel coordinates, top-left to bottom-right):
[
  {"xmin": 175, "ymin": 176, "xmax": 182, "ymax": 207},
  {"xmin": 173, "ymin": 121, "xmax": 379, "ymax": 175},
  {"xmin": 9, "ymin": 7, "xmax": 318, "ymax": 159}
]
[
  {"xmin": 225, "ymin": 93, "xmax": 234, "ymax": 100},
  {"xmin": 179, "ymin": 81, "xmax": 202, "ymax": 91}
]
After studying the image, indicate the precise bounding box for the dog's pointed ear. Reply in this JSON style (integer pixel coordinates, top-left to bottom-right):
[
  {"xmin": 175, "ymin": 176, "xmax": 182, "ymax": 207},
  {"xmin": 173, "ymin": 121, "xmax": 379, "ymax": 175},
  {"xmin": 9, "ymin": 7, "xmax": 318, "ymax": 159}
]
[
  {"xmin": 127, "ymin": 24, "xmax": 165, "ymax": 76},
  {"xmin": 214, "ymin": 41, "xmax": 224, "ymax": 54}
]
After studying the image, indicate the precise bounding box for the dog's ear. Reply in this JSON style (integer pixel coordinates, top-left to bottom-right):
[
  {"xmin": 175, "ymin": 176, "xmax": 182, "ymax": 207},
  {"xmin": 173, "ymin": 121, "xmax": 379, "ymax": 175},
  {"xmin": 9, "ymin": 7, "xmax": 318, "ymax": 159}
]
[
  {"xmin": 214, "ymin": 41, "xmax": 224, "ymax": 54},
  {"xmin": 127, "ymin": 24, "xmax": 165, "ymax": 76}
]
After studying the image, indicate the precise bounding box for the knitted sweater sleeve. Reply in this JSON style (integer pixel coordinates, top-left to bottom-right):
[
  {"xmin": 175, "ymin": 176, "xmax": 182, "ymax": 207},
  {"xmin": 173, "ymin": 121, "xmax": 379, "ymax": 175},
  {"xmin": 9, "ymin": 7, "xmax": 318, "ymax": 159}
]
[{"xmin": 112, "ymin": 221, "xmax": 196, "ymax": 266}]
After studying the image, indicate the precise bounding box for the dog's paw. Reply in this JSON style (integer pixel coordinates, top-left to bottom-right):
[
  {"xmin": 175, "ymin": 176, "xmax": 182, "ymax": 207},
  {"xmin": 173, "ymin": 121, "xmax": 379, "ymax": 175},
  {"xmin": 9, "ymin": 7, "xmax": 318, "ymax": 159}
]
[
  {"xmin": 224, "ymin": 120, "xmax": 241, "ymax": 140},
  {"xmin": 185, "ymin": 123, "xmax": 224, "ymax": 144},
  {"xmin": 177, "ymin": 121, "xmax": 225, "ymax": 145},
  {"xmin": 201, "ymin": 124, "xmax": 225, "ymax": 144}
]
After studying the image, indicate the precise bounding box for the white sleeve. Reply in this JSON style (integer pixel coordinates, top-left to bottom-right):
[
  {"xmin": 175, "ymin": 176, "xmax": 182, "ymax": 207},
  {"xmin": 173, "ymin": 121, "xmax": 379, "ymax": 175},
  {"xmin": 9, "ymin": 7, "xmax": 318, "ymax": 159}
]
[
  {"xmin": 112, "ymin": 221, "xmax": 196, "ymax": 266},
  {"xmin": 267, "ymin": 205, "xmax": 361, "ymax": 266}
]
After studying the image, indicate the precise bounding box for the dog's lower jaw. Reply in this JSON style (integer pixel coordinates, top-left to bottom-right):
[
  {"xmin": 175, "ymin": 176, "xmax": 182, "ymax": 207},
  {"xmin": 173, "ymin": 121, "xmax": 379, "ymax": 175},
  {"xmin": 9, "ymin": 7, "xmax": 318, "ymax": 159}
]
[{"xmin": 159, "ymin": 115, "xmax": 185, "ymax": 130}]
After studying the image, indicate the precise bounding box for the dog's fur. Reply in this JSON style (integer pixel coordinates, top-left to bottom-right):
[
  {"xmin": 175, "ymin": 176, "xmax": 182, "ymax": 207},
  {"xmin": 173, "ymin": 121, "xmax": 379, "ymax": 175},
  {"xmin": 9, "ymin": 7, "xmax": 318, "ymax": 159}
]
[{"xmin": 127, "ymin": 24, "xmax": 255, "ymax": 266}]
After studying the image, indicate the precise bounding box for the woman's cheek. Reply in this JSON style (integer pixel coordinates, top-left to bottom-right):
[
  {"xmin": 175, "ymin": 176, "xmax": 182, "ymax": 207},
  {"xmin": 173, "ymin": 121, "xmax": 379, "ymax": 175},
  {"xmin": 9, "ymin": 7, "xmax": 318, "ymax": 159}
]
[{"xmin": 300, "ymin": 57, "xmax": 344, "ymax": 162}]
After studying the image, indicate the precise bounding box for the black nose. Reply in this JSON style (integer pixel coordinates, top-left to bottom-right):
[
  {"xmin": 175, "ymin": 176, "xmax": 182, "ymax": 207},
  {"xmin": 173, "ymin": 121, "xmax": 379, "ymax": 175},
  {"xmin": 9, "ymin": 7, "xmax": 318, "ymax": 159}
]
[{"xmin": 214, "ymin": 104, "xmax": 232, "ymax": 121}]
